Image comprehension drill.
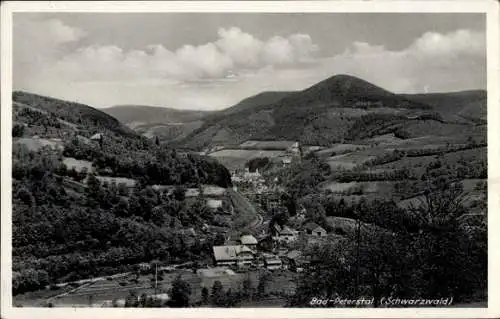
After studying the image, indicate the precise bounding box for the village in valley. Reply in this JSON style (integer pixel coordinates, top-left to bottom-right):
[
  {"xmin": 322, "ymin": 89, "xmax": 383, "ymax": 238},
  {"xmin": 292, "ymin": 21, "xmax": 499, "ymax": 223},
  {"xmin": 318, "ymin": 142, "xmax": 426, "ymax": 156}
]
[
  {"xmin": 21, "ymin": 139, "xmax": 335, "ymax": 307},
  {"xmin": 9, "ymin": 11, "xmax": 489, "ymax": 310}
]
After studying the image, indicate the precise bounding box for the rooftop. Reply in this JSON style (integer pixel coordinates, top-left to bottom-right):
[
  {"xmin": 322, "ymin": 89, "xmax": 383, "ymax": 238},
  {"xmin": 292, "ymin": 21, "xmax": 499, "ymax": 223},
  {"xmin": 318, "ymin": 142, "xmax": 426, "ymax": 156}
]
[
  {"xmin": 206, "ymin": 199, "xmax": 223, "ymax": 209},
  {"xmin": 213, "ymin": 245, "xmax": 255, "ymax": 261},
  {"xmin": 240, "ymin": 234, "xmax": 258, "ymax": 245},
  {"xmin": 280, "ymin": 226, "xmax": 298, "ymax": 235},
  {"xmin": 286, "ymin": 250, "xmax": 302, "ymax": 260},
  {"xmin": 90, "ymin": 133, "xmax": 102, "ymax": 140},
  {"xmin": 303, "ymin": 222, "xmax": 322, "ymax": 231}
]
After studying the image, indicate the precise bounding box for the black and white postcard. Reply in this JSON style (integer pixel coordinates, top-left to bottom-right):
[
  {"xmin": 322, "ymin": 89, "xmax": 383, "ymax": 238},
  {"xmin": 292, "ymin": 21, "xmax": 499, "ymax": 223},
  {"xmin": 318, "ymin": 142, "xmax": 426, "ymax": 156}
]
[{"xmin": 1, "ymin": 1, "xmax": 499, "ymax": 318}]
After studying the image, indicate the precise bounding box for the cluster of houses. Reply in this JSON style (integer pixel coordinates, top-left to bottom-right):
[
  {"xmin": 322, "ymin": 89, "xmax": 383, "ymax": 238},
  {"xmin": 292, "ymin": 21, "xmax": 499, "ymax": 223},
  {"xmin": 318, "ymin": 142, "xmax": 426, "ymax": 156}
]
[
  {"xmin": 212, "ymin": 221, "xmax": 328, "ymax": 273},
  {"xmin": 230, "ymin": 167, "xmax": 268, "ymax": 193}
]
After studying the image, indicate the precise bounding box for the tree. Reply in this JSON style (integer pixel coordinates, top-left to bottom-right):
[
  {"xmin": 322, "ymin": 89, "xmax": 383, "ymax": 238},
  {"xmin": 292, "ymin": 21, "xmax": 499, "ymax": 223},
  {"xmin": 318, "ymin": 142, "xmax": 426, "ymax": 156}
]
[
  {"xmin": 290, "ymin": 239, "xmax": 355, "ymax": 307},
  {"xmin": 211, "ymin": 280, "xmax": 224, "ymax": 306},
  {"xmin": 214, "ymin": 232, "xmax": 226, "ymax": 246},
  {"xmin": 168, "ymin": 275, "xmax": 191, "ymax": 307},
  {"xmin": 173, "ymin": 186, "xmax": 186, "ymax": 201},
  {"xmin": 256, "ymin": 270, "xmax": 271, "ymax": 299},
  {"xmin": 223, "ymin": 288, "xmax": 240, "ymax": 307},
  {"xmin": 139, "ymin": 293, "xmax": 148, "ymax": 307},
  {"xmin": 242, "ymin": 275, "xmax": 253, "ymax": 300},
  {"xmin": 12, "ymin": 124, "xmax": 25, "ymax": 137},
  {"xmin": 201, "ymin": 287, "xmax": 209, "ymax": 305},
  {"xmin": 124, "ymin": 290, "xmax": 138, "ymax": 307}
]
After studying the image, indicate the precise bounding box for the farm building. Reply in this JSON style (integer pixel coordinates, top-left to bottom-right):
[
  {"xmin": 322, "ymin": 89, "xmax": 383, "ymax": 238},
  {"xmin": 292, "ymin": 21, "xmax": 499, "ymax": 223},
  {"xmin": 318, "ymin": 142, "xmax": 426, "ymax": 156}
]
[
  {"xmin": 138, "ymin": 263, "xmax": 151, "ymax": 272},
  {"xmin": 206, "ymin": 199, "xmax": 223, "ymax": 211},
  {"xmin": 262, "ymin": 253, "xmax": 283, "ymax": 270},
  {"xmin": 90, "ymin": 133, "xmax": 103, "ymax": 140},
  {"xmin": 212, "ymin": 245, "xmax": 255, "ymax": 267},
  {"xmin": 90, "ymin": 133, "xmax": 104, "ymax": 147},
  {"xmin": 239, "ymin": 234, "xmax": 258, "ymax": 250},
  {"xmin": 284, "ymin": 250, "xmax": 310, "ymax": 272},
  {"xmin": 281, "ymin": 156, "xmax": 293, "ymax": 166},
  {"xmin": 273, "ymin": 225, "xmax": 299, "ymax": 243},
  {"xmin": 303, "ymin": 222, "xmax": 327, "ymax": 237}
]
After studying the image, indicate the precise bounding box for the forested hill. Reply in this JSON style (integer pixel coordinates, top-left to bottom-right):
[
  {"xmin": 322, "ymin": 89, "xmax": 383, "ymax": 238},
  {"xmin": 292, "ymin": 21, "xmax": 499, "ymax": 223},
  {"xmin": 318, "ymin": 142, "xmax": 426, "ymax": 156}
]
[
  {"xmin": 13, "ymin": 91, "xmax": 136, "ymax": 137},
  {"xmin": 11, "ymin": 91, "xmax": 232, "ymax": 295},
  {"xmin": 179, "ymin": 74, "xmax": 439, "ymax": 150}
]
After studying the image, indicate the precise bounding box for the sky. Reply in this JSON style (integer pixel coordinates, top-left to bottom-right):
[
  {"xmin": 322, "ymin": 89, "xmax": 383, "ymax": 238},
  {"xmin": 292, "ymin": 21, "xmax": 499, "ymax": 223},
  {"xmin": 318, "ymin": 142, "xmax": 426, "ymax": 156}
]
[{"xmin": 13, "ymin": 13, "xmax": 486, "ymax": 110}]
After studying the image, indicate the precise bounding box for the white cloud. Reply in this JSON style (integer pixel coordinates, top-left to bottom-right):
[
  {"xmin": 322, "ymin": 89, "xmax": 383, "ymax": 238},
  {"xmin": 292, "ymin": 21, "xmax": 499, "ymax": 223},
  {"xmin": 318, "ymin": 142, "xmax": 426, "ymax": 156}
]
[
  {"xmin": 13, "ymin": 17, "xmax": 87, "ymax": 87},
  {"xmin": 176, "ymin": 43, "xmax": 234, "ymax": 79},
  {"xmin": 410, "ymin": 29, "xmax": 485, "ymax": 56},
  {"xmin": 262, "ymin": 36, "xmax": 295, "ymax": 64},
  {"xmin": 216, "ymin": 27, "xmax": 263, "ymax": 67},
  {"xmin": 14, "ymin": 19, "xmax": 485, "ymax": 110}
]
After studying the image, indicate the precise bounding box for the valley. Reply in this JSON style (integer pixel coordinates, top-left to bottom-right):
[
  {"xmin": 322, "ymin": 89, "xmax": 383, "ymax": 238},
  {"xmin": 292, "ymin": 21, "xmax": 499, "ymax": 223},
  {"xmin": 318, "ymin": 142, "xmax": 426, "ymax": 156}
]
[{"xmin": 10, "ymin": 74, "xmax": 487, "ymax": 308}]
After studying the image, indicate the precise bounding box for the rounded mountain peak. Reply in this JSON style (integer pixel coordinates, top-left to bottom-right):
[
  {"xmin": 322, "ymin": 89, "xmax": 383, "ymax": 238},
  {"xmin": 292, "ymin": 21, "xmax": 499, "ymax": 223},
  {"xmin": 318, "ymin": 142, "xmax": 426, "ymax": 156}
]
[{"xmin": 309, "ymin": 74, "xmax": 394, "ymax": 98}]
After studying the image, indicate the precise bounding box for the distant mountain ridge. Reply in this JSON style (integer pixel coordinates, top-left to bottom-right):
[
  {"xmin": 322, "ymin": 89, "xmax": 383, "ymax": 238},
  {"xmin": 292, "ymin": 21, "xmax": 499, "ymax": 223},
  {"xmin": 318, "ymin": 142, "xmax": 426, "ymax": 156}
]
[
  {"xmin": 401, "ymin": 90, "xmax": 486, "ymax": 123},
  {"xmin": 103, "ymin": 91, "xmax": 295, "ymax": 142},
  {"xmin": 103, "ymin": 104, "xmax": 213, "ymax": 128},
  {"xmin": 95, "ymin": 74, "xmax": 486, "ymax": 148}
]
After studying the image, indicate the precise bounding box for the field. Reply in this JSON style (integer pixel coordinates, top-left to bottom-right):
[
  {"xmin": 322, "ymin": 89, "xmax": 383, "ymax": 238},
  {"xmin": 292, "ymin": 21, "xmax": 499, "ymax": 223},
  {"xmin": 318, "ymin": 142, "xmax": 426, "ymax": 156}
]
[
  {"xmin": 375, "ymin": 147, "xmax": 487, "ymax": 176},
  {"xmin": 21, "ymin": 267, "xmax": 297, "ymax": 308},
  {"xmin": 325, "ymin": 152, "xmax": 377, "ymax": 170},
  {"xmin": 47, "ymin": 270, "xmax": 198, "ymax": 307},
  {"xmin": 321, "ymin": 181, "xmax": 358, "ymax": 193},
  {"xmin": 202, "ymin": 185, "xmax": 228, "ymax": 197},
  {"xmin": 94, "ymin": 176, "xmax": 137, "ymax": 187},
  {"xmin": 326, "ymin": 216, "xmax": 358, "ymax": 235},
  {"xmin": 209, "ymin": 149, "xmax": 285, "ymax": 171},
  {"xmin": 63, "ymin": 157, "xmax": 94, "ymax": 172},
  {"xmin": 14, "ymin": 137, "xmax": 64, "ymax": 152},
  {"xmin": 209, "ymin": 149, "xmax": 285, "ymax": 158},
  {"xmin": 228, "ymin": 188, "xmax": 259, "ymax": 230},
  {"xmin": 321, "ymin": 181, "xmax": 396, "ymax": 198},
  {"xmin": 316, "ymin": 143, "xmax": 368, "ymax": 157},
  {"xmin": 396, "ymin": 178, "xmax": 486, "ymax": 211}
]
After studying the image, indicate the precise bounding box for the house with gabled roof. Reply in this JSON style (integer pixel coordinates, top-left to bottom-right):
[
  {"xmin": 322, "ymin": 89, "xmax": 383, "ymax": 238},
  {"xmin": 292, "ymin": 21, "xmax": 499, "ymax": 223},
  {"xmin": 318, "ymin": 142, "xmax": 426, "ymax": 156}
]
[
  {"xmin": 212, "ymin": 245, "xmax": 256, "ymax": 267},
  {"xmin": 239, "ymin": 234, "xmax": 258, "ymax": 250},
  {"xmin": 272, "ymin": 225, "xmax": 299, "ymax": 244},
  {"xmin": 303, "ymin": 222, "xmax": 327, "ymax": 237}
]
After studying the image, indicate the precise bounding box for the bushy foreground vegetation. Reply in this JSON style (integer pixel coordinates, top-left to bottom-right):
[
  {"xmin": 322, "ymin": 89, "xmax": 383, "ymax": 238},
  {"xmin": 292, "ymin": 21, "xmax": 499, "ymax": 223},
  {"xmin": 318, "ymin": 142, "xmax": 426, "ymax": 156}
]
[
  {"xmin": 263, "ymin": 154, "xmax": 487, "ymax": 306},
  {"xmin": 12, "ymin": 141, "xmax": 231, "ymax": 295}
]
